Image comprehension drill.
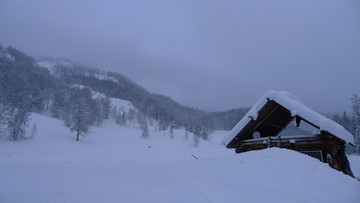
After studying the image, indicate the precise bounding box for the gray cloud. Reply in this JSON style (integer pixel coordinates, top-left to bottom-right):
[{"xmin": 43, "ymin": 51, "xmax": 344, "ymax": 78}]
[{"xmin": 1, "ymin": 0, "xmax": 360, "ymax": 113}]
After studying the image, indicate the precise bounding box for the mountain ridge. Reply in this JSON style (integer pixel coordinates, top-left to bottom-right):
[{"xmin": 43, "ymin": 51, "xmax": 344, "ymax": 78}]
[{"xmin": 0, "ymin": 45, "xmax": 248, "ymax": 136}]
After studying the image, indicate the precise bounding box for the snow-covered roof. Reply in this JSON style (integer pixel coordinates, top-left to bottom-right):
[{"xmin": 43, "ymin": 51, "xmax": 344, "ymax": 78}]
[{"xmin": 224, "ymin": 91, "xmax": 354, "ymax": 145}]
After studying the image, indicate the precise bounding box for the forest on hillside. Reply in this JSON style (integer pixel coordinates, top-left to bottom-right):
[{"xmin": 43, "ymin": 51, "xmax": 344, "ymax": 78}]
[
  {"xmin": 0, "ymin": 45, "xmax": 359, "ymax": 153},
  {"xmin": 0, "ymin": 46, "xmax": 247, "ymax": 141}
]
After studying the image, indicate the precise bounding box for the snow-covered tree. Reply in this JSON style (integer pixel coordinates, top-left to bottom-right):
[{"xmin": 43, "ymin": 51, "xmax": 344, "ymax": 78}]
[
  {"xmin": 114, "ymin": 110, "xmax": 126, "ymax": 126},
  {"xmin": 68, "ymin": 88, "xmax": 91, "ymax": 141},
  {"xmin": 51, "ymin": 90, "xmax": 67, "ymax": 119},
  {"xmin": 342, "ymin": 111, "xmax": 352, "ymax": 133},
  {"xmin": 201, "ymin": 128, "xmax": 210, "ymax": 141},
  {"xmin": 138, "ymin": 113, "xmax": 149, "ymax": 138},
  {"xmin": 351, "ymin": 94, "xmax": 360, "ymax": 154},
  {"xmin": 169, "ymin": 125, "xmax": 174, "ymax": 139},
  {"xmin": 127, "ymin": 109, "xmax": 136, "ymax": 127},
  {"xmin": 100, "ymin": 96, "xmax": 111, "ymax": 119},
  {"xmin": 0, "ymin": 74, "xmax": 33, "ymax": 140},
  {"xmin": 141, "ymin": 120, "xmax": 149, "ymax": 139},
  {"xmin": 30, "ymin": 123, "xmax": 37, "ymax": 139},
  {"xmin": 354, "ymin": 127, "xmax": 360, "ymax": 154},
  {"xmin": 193, "ymin": 134, "xmax": 200, "ymax": 148},
  {"xmin": 88, "ymin": 98, "xmax": 101, "ymax": 126},
  {"xmin": 2, "ymin": 105, "xmax": 31, "ymax": 140},
  {"xmin": 184, "ymin": 130, "xmax": 189, "ymax": 140}
]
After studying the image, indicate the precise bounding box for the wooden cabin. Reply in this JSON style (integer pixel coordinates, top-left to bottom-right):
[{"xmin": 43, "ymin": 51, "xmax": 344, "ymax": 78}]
[{"xmin": 224, "ymin": 91, "xmax": 355, "ymax": 177}]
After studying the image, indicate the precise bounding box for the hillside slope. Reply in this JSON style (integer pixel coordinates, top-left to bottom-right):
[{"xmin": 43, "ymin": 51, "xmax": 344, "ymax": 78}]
[
  {"xmin": 0, "ymin": 114, "xmax": 359, "ymax": 203},
  {"xmin": 1, "ymin": 45, "xmax": 248, "ymax": 139}
]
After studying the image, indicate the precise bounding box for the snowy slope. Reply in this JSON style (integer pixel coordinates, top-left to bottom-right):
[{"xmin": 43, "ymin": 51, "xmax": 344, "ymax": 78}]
[
  {"xmin": 37, "ymin": 59, "xmax": 118, "ymax": 84},
  {"xmin": 109, "ymin": 97, "xmax": 135, "ymax": 113},
  {"xmin": 0, "ymin": 114, "xmax": 359, "ymax": 203},
  {"xmin": 71, "ymin": 84, "xmax": 136, "ymax": 117},
  {"xmin": 37, "ymin": 60, "xmax": 57, "ymax": 74},
  {"xmin": 91, "ymin": 89, "xmax": 135, "ymax": 114},
  {"xmin": 0, "ymin": 48, "xmax": 15, "ymax": 62},
  {"xmin": 177, "ymin": 148, "xmax": 360, "ymax": 203},
  {"xmin": 349, "ymin": 155, "xmax": 360, "ymax": 180},
  {"xmin": 89, "ymin": 73, "xmax": 118, "ymax": 83},
  {"xmin": 37, "ymin": 59, "xmax": 73, "ymax": 76}
]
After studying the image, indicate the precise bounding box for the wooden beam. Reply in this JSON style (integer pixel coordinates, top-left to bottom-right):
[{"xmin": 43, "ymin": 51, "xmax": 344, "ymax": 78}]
[{"xmin": 249, "ymin": 104, "xmax": 279, "ymax": 136}]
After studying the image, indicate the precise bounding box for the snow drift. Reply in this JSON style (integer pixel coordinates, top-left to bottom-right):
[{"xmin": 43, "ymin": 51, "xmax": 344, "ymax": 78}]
[{"xmin": 177, "ymin": 148, "xmax": 360, "ymax": 203}]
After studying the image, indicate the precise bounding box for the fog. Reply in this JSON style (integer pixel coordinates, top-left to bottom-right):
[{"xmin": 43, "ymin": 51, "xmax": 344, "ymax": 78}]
[{"xmin": 1, "ymin": 0, "xmax": 360, "ymax": 113}]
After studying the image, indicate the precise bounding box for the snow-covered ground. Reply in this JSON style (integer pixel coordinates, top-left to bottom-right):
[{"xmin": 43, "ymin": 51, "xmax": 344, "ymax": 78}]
[
  {"xmin": 0, "ymin": 114, "xmax": 359, "ymax": 203},
  {"xmin": 37, "ymin": 60, "xmax": 57, "ymax": 74},
  {"xmin": 37, "ymin": 59, "xmax": 119, "ymax": 84},
  {"xmin": 349, "ymin": 155, "xmax": 360, "ymax": 179}
]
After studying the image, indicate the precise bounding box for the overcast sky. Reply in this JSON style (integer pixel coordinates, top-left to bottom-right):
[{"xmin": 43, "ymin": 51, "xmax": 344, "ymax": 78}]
[{"xmin": 1, "ymin": 0, "xmax": 360, "ymax": 113}]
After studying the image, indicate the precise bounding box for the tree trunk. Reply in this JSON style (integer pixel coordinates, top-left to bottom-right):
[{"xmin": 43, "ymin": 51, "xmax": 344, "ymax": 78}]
[
  {"xmin": 13, "ymin": 129, "xmax": 17, "ymax": 141},
  {"xmin": 77, "ymin": 131, "xmax": 79, "ymax": 141}
]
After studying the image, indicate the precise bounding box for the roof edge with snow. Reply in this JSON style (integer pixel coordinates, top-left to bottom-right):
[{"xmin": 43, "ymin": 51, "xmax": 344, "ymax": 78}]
[{"xmin": 224, "ymin": 91, "xmax": 354, "ymax": 146}]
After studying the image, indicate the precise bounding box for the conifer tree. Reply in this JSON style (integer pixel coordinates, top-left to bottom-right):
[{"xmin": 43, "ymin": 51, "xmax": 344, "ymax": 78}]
[
  {"xmin": 184, "ymin": 130, "xmax": 189, "ymax": 140},
  {"xmin": 169, "ymin": 125, "xmax": 174, "ymax": 139},
  {"xmin": 351, "ymin": 94, "xmax": 360, "ymax": 154},
  {"xmin": 139, "ymin": 114, "xmax": 149, "ymax": 138},
  {"xmin": 141, "ymin": 120, "xmax": 149, "ymax": 139},
  {"xmin": 193, "ymin": 134, "xmax": 200, "ymax": 148},
  {"xmin": 68, "ymin": 88, "xmax": 91, "ymax": 141},
  {"xmin": 342, "ymin": 111, "xmax": 352, "ymax": 133},
  {"xmin": 31, "ymin": 123, "xmax": 37, "ymax": 139}
]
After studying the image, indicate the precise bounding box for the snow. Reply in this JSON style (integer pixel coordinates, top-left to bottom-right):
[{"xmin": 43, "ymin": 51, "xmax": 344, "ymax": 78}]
[
  {"xmin": 37, "ymin": 60, "xmax": 71, "ymax": 75},
  {"xmin": 93, "ymin": 74, "xmax": 118, "ymax": 83},
  {"xmin": 69, "ymin": 84, "xmax": 135, "ymax": 113},
  {"xmin": 87, "ymin": 86, "xmax": 136, "ymax": 113},
  {"xmin": 224, "ymin": 91, "xmax": 354, "ymax": 145},
  {"xmin": 38, "ymin": 60, "xmax": 56, "ymax": 69},
  {"xmin": 0, "ymin": 113, "xmax": 359, "ymax": 203},
  {"xmin": 177, "ymin": 148, "xmax": 360, "ymax": 203},
  {"xmin": 5, "ymin": 53, "xmax": 15, "ymax": 62},
  {"xmin": 109, "ymin": 97, "xmax": 135, "ymax": 113},
  {"xmin": 71, "ymin": 84, "xmax": 88, "ymax": 90},
  {"xmin": 38, "ymin": 60, "xmax": 56, "ymax": 75},
  {"xmin": 349, "ymin": 155, "xmax": 360, "ymax": 180},
  {"xmin": 243, "ymin": 134, "xmax": 319, "ymax": 144},
  {"xmin": 81, "ymin": 72, "xmax": 119, "ymax": 83},
  {"xmin": 37, "ymin": 59, "xmax": 118, "ymax": 85}
]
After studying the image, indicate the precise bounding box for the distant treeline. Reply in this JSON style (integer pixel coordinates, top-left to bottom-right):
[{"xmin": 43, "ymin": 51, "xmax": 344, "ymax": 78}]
[{"xmin": 332, "ymin": 95, "xmax": 360, "ymax": 154}]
